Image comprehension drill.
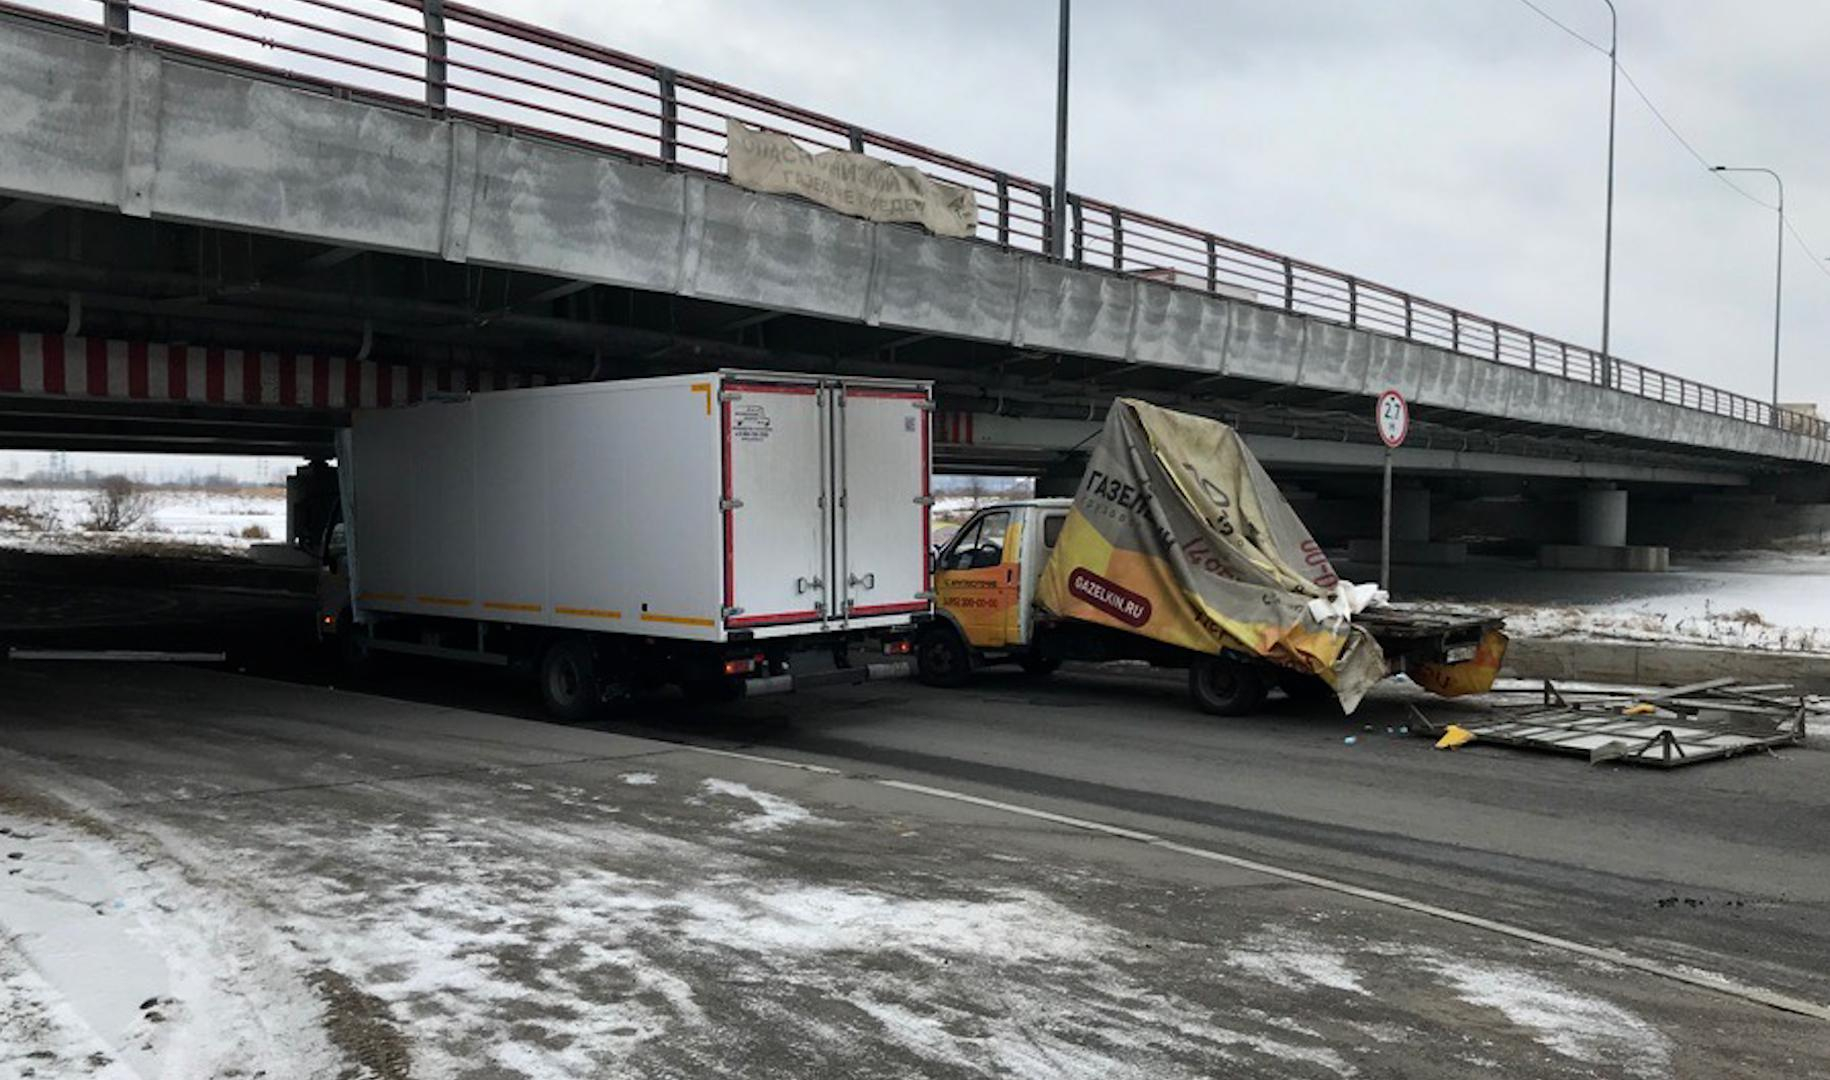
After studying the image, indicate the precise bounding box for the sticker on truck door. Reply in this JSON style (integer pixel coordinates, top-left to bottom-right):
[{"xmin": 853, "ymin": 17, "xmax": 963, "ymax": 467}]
[{"xmin": 732, "ymin": 402, "xmax": 773, "ymax": 442}]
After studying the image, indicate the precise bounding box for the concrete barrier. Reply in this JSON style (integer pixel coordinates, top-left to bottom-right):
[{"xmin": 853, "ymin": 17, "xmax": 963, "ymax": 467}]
[{"xmin": 1505, "ymin": 637, "xmax": 1830, "ymax": 692}]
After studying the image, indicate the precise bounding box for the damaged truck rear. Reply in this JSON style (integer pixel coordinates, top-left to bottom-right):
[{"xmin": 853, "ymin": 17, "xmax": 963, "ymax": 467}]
[{"xmin": 919, "ymin": 398, "xmax": 1505, "ymax": 714}]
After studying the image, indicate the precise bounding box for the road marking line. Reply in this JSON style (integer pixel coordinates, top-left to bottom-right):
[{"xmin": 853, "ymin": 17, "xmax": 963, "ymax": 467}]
[
  {"xmin": 873, "ymin": 780, "xmax": 1830, "ymax": 1022},
  {"xmin": 682, "ymin": 745, "xmax": 844, "ymax": 775},
  {"xmin": 877, "ymin": 779, "xmax": 1161, "ymax": 842}
]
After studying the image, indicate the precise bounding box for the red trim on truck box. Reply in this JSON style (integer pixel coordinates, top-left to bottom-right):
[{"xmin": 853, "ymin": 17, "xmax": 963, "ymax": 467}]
[
  {"xmin": 721, "ymin": 390, "xmax": 735, "ymax": 618},
  {"xmin": 846, "ymin": 387, "xmax": 928, "ymax": 400},
  {"xmin": 727, "ymin": 609, "xmax": 824, "ymax": 629},
  {"xmin": 725, "ymin": 381, "xmax": 817, "ymax": 395}
]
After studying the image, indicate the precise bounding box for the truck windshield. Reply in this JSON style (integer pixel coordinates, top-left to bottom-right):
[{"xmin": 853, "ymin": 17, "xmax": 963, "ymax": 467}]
[{"xmin": 941, "ymin": 510, "xmax": 1010, "ymax": 571}]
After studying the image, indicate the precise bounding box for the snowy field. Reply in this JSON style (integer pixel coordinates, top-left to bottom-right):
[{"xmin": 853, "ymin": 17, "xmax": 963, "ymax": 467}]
[
  {"xmin": 1408, "ymin": 552, "xmax": 1830, "ymax": 655},
  {"xmin": 0, "ymin": 484, "xmax": 286, "ymax": 556}
]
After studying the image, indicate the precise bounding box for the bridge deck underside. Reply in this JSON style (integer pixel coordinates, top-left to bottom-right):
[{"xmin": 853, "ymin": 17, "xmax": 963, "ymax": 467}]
[{"xmin": 0, "ymin": 200, "xmax": 1775, "ymax": 485}]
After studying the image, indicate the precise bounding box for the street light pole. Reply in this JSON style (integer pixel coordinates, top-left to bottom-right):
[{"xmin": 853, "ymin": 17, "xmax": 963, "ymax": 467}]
[
  {"xmin": 1051, "ymin": 0, "xmax": 1070, "ymax": 259},
  {"xmin": 1712, "ymin": 166, "xmax": 1785, "ymax": 414},
  {"xmin": 1598, "ymin": 0, "xmax": 1618, "ymax": 390}
]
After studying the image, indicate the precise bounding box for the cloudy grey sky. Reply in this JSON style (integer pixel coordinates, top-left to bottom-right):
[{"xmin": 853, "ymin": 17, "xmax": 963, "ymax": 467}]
[{"xmin": 539, "ymin": 0, "xmax": 1829, "ymax": 409}]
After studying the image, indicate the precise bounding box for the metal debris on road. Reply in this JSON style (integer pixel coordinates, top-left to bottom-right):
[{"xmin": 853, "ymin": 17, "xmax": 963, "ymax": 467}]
[{"xmin": 1410, "ymin": 677, "xmax": 1815, "ymax": 767}]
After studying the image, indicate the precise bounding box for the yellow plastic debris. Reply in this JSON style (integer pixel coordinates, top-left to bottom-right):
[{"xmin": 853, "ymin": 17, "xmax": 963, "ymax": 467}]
[
  {"xmin": 1434, "ymin": 725, "xmax": 1475, "ymax": 750},
  {"xmin": 1623, "ymin": 703, "xmax": 1656, "ymax": 716}
]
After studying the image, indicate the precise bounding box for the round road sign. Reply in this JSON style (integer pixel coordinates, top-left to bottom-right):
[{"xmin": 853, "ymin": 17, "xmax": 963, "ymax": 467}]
[{"xmin": 1375, "ymin": 390, "xmax": 1409, "ymax": 448}]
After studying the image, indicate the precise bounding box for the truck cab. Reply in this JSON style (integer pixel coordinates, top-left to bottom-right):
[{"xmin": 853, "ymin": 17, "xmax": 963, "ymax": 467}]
[{"xmin": 919, "ymin": 499, "xmax": 1073, "ymax": 683}]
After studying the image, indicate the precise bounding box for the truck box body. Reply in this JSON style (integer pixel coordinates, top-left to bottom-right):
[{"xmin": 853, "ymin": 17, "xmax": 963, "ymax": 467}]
[{"xmin": 342, "ymin": 372, "xmax": 932, "ymax": 643}]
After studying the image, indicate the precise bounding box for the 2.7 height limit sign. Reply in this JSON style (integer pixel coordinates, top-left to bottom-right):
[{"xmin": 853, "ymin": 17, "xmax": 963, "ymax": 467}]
[{"xmin": 1375, "ymin": 390, "xmax": 1408, "ymax": 594}]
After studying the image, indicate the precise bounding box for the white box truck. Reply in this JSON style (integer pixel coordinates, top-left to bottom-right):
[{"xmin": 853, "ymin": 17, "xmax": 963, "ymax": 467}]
[{"xmin": 316, "ymin": 371, "xmax": 933, "ymax": 717}]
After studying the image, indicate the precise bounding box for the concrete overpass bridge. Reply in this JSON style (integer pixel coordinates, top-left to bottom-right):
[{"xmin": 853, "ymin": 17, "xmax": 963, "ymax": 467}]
[{"xmin": 0, "ymin": 0, "xmax": 1825, "ymax": 555}]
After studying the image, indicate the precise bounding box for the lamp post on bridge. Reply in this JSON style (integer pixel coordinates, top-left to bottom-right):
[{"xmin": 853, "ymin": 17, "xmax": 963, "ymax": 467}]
[
  {"xmin": 1597, "ymin": 0, "xmax": 1619, "ymax": 391},
  {"xmin": 1711, "ymin": 166, "xmax": 1785, "ymax": 415},
  {"xmin": 1051, "ymin": 0, "xmax": 1070, "ymax": 259}
]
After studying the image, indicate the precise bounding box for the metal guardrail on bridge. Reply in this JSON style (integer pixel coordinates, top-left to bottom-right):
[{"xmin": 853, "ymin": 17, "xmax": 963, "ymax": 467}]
[{"xmin": 7, "ymin": 0, "xmax": 1826, "ymax": 443}]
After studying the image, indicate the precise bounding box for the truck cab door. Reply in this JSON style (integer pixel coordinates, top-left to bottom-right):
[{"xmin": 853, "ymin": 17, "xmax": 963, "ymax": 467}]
[
  {"xmin": 933, "ymin": 509, "xmax": 1017, "ymax": 649},
  {"xmin": 1009, "ymin": 510, "xmax": 1067, "ymax": 646}
]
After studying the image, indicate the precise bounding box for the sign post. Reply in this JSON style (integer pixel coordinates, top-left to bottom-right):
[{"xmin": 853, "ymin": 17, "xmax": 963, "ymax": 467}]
[{"xmin": 1374, "ymin": 390, "xmax": 1409, "ymax": 593}]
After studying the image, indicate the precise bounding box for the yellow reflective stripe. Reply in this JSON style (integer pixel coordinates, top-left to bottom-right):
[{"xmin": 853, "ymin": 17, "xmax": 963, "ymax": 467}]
[
  {"xmin": 555, "ymin": 606, "xmax": 622, "ymax": 619},
  {"xmin": 640, "ymin": 613, "xmax": 715, "ymax": 627},
  {"xmin": 691, "ymin": 382, "xmax": 713, "ymax": 415},
  {"xmin": 415, "ymin": 596, "xmax": 471, "ymax": 607},
  {"xmin": 482, "ymin": 601, "xmax": 542, "ymax": 613}
]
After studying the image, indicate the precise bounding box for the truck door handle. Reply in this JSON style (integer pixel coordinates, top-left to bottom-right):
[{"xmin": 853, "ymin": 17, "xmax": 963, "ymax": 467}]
[
  {"xmin": 796, "ymin": 576, "xmax": 825, "ymax": 594},
  {"xmin": 848, "ymin": 572, "xmax": 875, "ymax": 590}
]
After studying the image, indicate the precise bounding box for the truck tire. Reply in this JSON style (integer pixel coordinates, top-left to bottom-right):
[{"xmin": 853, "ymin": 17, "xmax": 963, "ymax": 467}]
[
  {"xmin": 1188, "ymin": 655, "xmax": 1267, "ymax": 716},
  {"xmin": 539, "ymin": 637, "xmax": 600, "ymax": 722},
  {"xmin": 1018, "ymin": 656, "xmax": 1062, "ymax": 678},
  {"xmin": 915, "ymin": 625, "xmax": 973, "ymax": 688}
]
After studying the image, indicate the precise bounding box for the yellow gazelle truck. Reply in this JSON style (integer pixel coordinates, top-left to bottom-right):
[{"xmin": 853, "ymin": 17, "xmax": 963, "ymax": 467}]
[{"xmin": 917, "ymin": 399, "xmax": 1506, "ymax": 715}]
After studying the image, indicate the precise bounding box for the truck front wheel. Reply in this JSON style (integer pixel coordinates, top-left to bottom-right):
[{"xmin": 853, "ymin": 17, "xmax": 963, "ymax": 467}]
[
  {"xmin": 1188, "ymin": 655, "xmax": 1267, "ymax": 716},
  {"xmin": 539, "ymin": 637, "xmax": 600, "ymax": 722},
  {"xmin": 915, "ymin": 625, "xmax": 973, "ymax": 688}
]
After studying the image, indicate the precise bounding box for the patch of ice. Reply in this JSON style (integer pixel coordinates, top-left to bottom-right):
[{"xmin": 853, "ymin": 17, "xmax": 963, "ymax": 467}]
[
  {"xmin": 619, "ymin": 771, "xmax": 658, "ymax": 786},
  {"xmin": 698, "ymin": 778, "xmax": 815, "ymax": 833},
  {"xmin": 1223, "ymin": 929, "xmax": 1366, "ymax": 995},
  {"xmin": 1429, "ymin": 958, "xmax": 1672, "ymax": 1078}
]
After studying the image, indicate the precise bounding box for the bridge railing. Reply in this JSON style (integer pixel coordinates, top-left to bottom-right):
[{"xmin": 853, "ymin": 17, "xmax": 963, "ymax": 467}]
[{"xmin": 9, "ymin": 0, "xmax": 1824, "ymax": 442}]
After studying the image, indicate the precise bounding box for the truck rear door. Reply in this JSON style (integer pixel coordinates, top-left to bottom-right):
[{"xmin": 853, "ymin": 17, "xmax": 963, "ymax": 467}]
[
  {"xmin": 834, "ymin": 382, "xmax": 932, "ymax": 626},
  {"xmin": 722, "ymin": 379, "xmax": 830, "ymax": 630}
]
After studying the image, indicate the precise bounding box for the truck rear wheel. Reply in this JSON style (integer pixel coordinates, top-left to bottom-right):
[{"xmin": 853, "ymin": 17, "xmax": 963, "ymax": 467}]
[
  {"xmin": 915, "ymin": 625, "xmax": 973, "ymax": 688},
  {"xmin": 1188, "ymin": 655, "xmax": 1267, "ymax": 716},
  {"xmin": 539, "ymin": 637, "xmax": 600, "ymax": 722}
]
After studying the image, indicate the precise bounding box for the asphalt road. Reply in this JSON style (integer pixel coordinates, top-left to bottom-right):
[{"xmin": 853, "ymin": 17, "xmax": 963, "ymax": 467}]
[
  {"xmin": 3, "ymin": 660, "xmax": 1827, "ymax": 1078},
  {"xmin": 285, "ymin": 652, "xmax": 1830, "ymax": 1008}
]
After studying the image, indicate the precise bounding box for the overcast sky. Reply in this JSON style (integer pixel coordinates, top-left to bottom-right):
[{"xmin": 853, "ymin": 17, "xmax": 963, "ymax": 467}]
[
  {"xmin": 551, "ymin": 0, "xmax": 1829, "ymax": 407},
  {"xmin": 7, "ymin": 0, "xmax": 1827, "ymax": 480}
]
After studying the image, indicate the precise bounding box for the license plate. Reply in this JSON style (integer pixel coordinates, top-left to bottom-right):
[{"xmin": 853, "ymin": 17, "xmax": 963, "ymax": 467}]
[{"xmin": 1444, "ymin": 643, "xmax": 1478, "ymax": 664}]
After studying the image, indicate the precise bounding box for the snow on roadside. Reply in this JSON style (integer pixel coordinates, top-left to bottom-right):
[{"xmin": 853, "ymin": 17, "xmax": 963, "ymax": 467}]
[
  {"xmin": 1427, "ymin": 957, "xmax": 1672, "ymax": 1080},
  {"xmin": 1222, "ymin": 929, "xmax": 1366, "ymax": 995},
  {"xmin": 0, "ymin": 809, "xmax": 338, "ymax": 1079},
  {"xmin": 698, "ymin": 777, "xmax": 818, "ymax": 833},
  {"xmin": 1416, "ymin": 552, "xmax": 1830, "ymax": 655}
]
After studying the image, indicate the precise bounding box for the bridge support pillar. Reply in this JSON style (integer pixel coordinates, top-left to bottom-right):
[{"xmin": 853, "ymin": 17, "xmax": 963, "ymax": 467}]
[
  {"xmin": 1391, "ymin": 487, "xmax": 1432, "ymax": 543},
  {"xmin": 1576, "ymin": 485, "xmax": 1629, "ymax": 547},
  {"xmin": 1540, "ymin": 485, "xmax": 1668, "ymax": 571},
  {"xmin": 1346, "ymin": 487, "xmax": 1466, "ymax": 567}
]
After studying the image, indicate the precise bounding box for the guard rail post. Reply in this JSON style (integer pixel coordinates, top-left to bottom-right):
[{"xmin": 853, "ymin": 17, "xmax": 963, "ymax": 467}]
[
  {"xmin": 1205, "ymin": 237, "xmax": 1217, "ymax": 293},
  {"xmin": 994, "ymin": 173, "xmax": 1010, "ymax": 247},
  {"xmin": 423, "ymin": 0, "xmax": 447, "ymax": 114},
  {"xmin": 656, "ymin": 66, "xmax": 678, "ymax": 162},
  {"xmin": 1281, "ymin": 258, "xmax": 1294, "ymax": 312},
  {"xmin": 1109, "ymin": 207, "xmax": 1123, "ymax": 271},
  {"xmin": 103, "ymin": 0, "xmax": 127, "ymax": 42}
]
